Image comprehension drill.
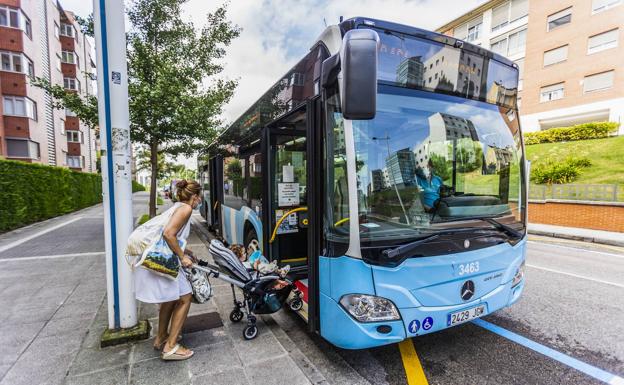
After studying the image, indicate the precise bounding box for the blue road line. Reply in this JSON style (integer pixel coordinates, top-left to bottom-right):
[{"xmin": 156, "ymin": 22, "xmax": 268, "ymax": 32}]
[{"xmin": 472, "ymin": 319, "xmax": 624, "ymax": 385}]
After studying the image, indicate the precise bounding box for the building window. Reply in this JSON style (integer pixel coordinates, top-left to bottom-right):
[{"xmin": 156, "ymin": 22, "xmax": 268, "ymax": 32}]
[
  {"xmin": 23, "ymin": 15, "xmax": 31, "ymax": 38},
  {"xmin": 290, "ymin": 72, "xmax": 304, "ymax": 86},
  {"xmin": 1, "ymin": 51, "xmax": 23, "ymax": 72},
  {"xmin": 592, "ymin": 0, "xmax": 621, "ymax": 13},
  {"xmin": 6, "ymin": 139, "xmax": 39, "ymax": 159},
  {"xmin": 54, "ymin": 22, "xmax": 60, "ymax": 39},
  {"xmin": 455, "ymin": 16, "xmax": 483, "ymax": 42},
  {"xmin": 0, "ymin": 6, "xmax": 20, "ymax": 28},
  {"xmin": 515, "ymin": 58, "xmax": 524, "ymax": 90},
  {"xmin": 491, "ymin": 0, "xmax": 529, "ymax": 32},
  {"xmin": 507, "ymin": 29, "xmax": 527, "ymax": 55},
  {"xmin": 60, "ymin": 23, "xmax": 75, "ymax": 37},
  {"xmin": 540, "ymin": 82, "xmax": 565, "ymax": 102},
  {"xmin": 547, "ymin": 8, "xmax": 572, "ymax": 31},
  {"xmin": 67, "ymin": 130, "xmax": 81, "ymax": 143},
  {"xmin": 490, "ymin": 37, "xmax": 508, "ymax": 55},
  {"xmin": 588, "ymin": 29, "xmax": 619, "ymax": 54},
  {"xmin": 583, "ymin": 70, "xmax": 614, "ymax": 93},
  {"xmin": 3, "ymin": 96, "xmax": 37, "ymax": 119},
  {"xmin": 67, "ymin": 155, "xmax": 82, "ymax": 168},
  {"xmin": 543, "ymin": 45, "xmax": 568, "ymax": 66},
  {"xmin": 61, "ymin": 51, "xmax": 78, "ymax": 65},
  {"xmin": 65, "ymin": 107, "xmax": 77, "ymax": 117},
  {"xmin": 64, "ymin": 77, "xmax": 80, "ymax": 91}
]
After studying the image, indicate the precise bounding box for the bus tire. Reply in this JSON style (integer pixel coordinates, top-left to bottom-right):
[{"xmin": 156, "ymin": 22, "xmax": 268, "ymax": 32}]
[{"xmin": 244, "ymin": 227, "xmax": 259, "ymax": 254}]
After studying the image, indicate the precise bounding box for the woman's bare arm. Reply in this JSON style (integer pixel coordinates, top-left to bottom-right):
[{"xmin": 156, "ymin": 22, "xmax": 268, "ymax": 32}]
[{"xmin": 163, "ymin": 205, "xmax": 193, "ymax": 267}]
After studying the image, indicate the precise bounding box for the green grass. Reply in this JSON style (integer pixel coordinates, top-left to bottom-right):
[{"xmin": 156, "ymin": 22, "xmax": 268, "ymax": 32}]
[
  {"xmin": 137, "ymin": 214, "xmax": 150, "ymax": 226},
  {"xmin": 157, "ymin": 196, "xmax": 164, "ymax": 206},
  {"xmin": 525, "ymin": 136, "xmax": 624, "ymax": 200}
]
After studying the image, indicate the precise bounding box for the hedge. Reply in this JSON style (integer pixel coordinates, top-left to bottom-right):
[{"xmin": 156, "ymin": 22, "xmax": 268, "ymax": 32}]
[
  {"xmin": 0, "ymin": 159, "xmax": 102, "ymax": 231},
  {"xmin": 132, "ymin": 180, "xmax": 146, "ymax": 192},
  {"xmin": 524, "ymin": 122, "xmax": 619, "ymax": 145}
]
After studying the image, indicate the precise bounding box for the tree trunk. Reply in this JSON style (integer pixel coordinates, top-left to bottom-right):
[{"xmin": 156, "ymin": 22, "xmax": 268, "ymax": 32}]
[{"xmin": 149, "ymin": 141, "xmax": 158, "ymax": 217}]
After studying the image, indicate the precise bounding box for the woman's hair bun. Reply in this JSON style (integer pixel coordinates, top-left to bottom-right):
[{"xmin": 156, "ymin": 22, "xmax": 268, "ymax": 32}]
[{"xmin": 176, "ymin": 180, "xmax": 188, "ymax": 189}]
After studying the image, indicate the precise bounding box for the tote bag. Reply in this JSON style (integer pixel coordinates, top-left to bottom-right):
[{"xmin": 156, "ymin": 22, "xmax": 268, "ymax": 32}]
[{"xmin": 125, "ymin": 204, "xmax": 185, "ymax": 280}]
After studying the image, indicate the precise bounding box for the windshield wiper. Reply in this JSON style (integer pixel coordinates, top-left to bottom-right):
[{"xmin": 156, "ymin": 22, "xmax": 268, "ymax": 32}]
[
  {"xmin": 435, "ymin": 216, "xmax": 523, "ymax": 238},
  {"xmin": 382, "ymin": 234, "xmax": 440, "ymax": 260}
]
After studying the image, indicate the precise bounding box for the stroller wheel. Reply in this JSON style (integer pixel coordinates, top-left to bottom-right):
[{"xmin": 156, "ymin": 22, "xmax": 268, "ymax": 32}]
[
  {"xmin": 289, "ymin": 298, "xmax": 303, "ymax": 311},
  {"xmin": 229, "ymin": 309, "xmax": 244, "ymax": 323},
  {"xmin": 243, "ymin": 325, "xmax": 258, "ymax": 340}
]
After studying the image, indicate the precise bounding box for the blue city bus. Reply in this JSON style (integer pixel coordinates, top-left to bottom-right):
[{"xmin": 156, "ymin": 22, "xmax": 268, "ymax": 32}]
[{"xmin": 199, "ymin": 17, "xmax": 527, "ymax": 349}]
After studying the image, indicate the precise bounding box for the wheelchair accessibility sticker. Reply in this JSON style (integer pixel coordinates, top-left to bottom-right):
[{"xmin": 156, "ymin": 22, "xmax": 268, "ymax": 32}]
[
  {"xmin": 408, "ymin": 320, "xmax": 420, "ymax": 334},
  {"xmin": 422, "ymin": 317, "xmax": 434, "ymax": 331}
]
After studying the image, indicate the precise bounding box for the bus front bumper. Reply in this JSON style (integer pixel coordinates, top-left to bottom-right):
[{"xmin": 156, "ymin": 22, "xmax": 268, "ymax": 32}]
[{"xmin": 320, "ymin": 279, "xmax": 524, "ymax": 349}]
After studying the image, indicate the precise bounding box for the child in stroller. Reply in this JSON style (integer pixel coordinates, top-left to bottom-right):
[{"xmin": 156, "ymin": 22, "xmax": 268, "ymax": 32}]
[{"xmin": 193, "ymin": 239, "xmax": 303, "ymax": 340}]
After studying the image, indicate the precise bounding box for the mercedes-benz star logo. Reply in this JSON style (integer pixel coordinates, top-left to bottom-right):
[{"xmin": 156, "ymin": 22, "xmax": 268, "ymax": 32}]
[{"xmin": 461, "ymin": 280, "xmax": 475, "ymax": 301}]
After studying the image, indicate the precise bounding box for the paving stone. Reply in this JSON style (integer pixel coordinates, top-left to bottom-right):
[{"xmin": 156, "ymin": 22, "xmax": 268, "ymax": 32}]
[
  {"xmin": 188, "ymin": 341, "xmax": 242, "ymax": 377},
  {"xmin": 64, "ymin": 365, "xmax": 130, "ymax": 385},
  {"xmin": 191, "ymin": 368, "xmax": 249, "ymax": 385},
  {"xmin": 232, "ymin": 332, "xmax": 287, "ymax": 366},
  {"xmin": 245, "ymin": 355, "xmax": 311, "ymax": 385},
  {"xmin": 69, "ymin": 344, "xmax": 132, "ymax": 376},
  {"xmin": 130, "ymin": 357, "xmax": 191, "ymax": 385}
]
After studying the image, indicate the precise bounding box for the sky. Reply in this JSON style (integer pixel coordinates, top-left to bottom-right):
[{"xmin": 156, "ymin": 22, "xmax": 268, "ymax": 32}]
[{"xmin": 60, "ymin": 0, "xmax": 486, "ymax": 168}]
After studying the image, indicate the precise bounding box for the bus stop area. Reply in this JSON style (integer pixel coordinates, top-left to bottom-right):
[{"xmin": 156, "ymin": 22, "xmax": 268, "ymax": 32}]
[{"xmin": 0, "ymin": 192, "xmax": 621, "ymax": 385}]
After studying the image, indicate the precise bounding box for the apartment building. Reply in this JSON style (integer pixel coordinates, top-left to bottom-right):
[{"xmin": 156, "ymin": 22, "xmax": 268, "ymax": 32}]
[
  {"xmin": 437, "ymin": 0, "xmax": 624, "ymax": 134},
  {"xmin": 0, "ymin": 0, "xmax": 97, "ymax": 171}
]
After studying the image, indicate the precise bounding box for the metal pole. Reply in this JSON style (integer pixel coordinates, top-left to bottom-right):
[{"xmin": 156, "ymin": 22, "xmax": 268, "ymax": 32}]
[{"xmin": 93, "ymin": 0, "xmax": 137, "ymax": 329}]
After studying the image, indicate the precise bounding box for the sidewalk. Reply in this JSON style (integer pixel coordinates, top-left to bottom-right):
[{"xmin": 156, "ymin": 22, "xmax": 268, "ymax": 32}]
[{"xmin": 528, "ymin": 223, "xmax": 624, "ymax": 247}]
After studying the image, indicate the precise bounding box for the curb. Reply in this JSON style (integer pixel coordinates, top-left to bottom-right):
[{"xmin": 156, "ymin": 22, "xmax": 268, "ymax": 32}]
[{"xmin": 528, "ymin": 229, "xmax": 624, "ymax": 248}]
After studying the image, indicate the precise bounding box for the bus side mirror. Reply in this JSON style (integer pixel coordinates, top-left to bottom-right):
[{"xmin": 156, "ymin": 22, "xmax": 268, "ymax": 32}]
[{"xmin": 340, "ymin": 29, "xmax": 379, "ymax": 120}]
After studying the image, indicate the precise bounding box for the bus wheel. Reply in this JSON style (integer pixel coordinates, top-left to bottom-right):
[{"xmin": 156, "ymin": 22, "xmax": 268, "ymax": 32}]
[{"xmin": 244, "ymin": 228, "xmax": 259, "ymax": 254}]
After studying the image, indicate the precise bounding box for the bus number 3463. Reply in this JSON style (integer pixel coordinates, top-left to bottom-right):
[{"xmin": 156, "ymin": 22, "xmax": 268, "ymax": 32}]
[{"xmin": 458, "ymin": 262, "xmax": 480, "ymax": 276}]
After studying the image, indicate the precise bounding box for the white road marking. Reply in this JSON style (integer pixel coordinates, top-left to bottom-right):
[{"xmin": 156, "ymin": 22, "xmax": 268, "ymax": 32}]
[
  {"xmin": 527, "ymin": 264, "xmax": 624, "ymax": 289},
  {"xmin": 0, "ymin": 216, "xmax": 83, "ymax": 254},
  {"xmin": 528, "ymin": 240, "xmax": 624, "ymax": 259},
  {"xmin": 0, "ymin": 251, "xmax": 105, "ymax": 262}
]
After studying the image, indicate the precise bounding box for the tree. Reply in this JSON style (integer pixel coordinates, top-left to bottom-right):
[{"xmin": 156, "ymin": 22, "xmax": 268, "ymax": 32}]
[
  {"xmin": 75, "ymin": 14, "xmax": 94, "ymax": 37},
  {"xmin": 128, "ymin": 0, "xmax": 240, "ymax": 216}
]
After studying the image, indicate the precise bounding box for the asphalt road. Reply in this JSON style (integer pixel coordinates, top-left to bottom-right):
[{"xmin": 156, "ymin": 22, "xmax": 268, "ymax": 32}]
[{"xmin": 272, "ymin": 235, "xmax": 624, "ymax": 385}]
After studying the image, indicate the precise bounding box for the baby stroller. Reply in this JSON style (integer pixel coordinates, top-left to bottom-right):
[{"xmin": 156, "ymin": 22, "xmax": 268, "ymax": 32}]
[{"xmin": 192, "ymin": 239, "xmax": 303, "ymax": 340}]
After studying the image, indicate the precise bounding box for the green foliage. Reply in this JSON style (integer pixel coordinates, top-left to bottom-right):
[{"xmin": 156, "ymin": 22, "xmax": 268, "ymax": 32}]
[
  {"xmin": 75, "ymin": 13, "xmax": 94, "ymax": 37},
  {"xmin": 127, "ymin": 0, "xmax": 240, "ymax": 216},
  {"xmin": 524, "ymin": 122, "xmax": 619, "ymax": 145},
  {"xmin": 132, "ymin": 180, "xmax": 146, "ymax": 192},
  {"xmin": 456, "ymin": 143, "xmax": 483, "ymax": 173},
  {"xmin": 530, "ymin": 157, "xmax": 591, "ymax": 184},
  {"xmin": 0, "ymin": 160, "xmax": 102, "ymax": 231},
  {"xmin": 157, "ymin": 196, "xmax": 164, "ymax": 205},
  {"xmin": 137, "ymin": 214, "xmax": 150, "ymax": 225},
  {"xmin": 429, "ymin": 153, "xmax": 451, "ymax": 182}
]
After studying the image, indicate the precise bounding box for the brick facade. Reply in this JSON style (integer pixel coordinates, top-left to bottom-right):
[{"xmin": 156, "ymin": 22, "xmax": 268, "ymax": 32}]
[
  {"xmin": 529, "ymin": 200, "xmax": 624, "ymax": 232},
  {"xmin": 0, "ymin": 72, "xmax": 27, "ymax": 96},
  {"xmin": 3, "ymin": 116, "xmax": 29, "ymax": 138}
]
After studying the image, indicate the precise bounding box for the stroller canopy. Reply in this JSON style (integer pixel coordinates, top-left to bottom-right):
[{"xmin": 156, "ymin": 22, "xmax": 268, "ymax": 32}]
[{"xmin": 209, "ymin": 240, "xmax": 252, "ymax": 282}]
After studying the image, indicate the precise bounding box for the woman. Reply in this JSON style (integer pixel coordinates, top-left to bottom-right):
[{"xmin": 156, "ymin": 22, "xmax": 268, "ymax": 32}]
[{"xmin": 134, "ymin": 179, "xmax": 202, "ymax": 361}]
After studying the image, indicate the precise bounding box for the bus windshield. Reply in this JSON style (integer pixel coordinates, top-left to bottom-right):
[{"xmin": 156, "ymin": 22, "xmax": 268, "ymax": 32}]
[{"xmin": 326, "ymin": 85, "xmax": 525, "ymax": 243}]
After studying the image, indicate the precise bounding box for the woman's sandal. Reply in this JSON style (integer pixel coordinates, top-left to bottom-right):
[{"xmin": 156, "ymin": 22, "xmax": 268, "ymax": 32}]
[
  {"xmin": 161, "ymin": 344, "xmax": 194, "ymax": 361},
  {"xmin": 153, "ymin": 334, "xmax": 183, "ymax": 350}
]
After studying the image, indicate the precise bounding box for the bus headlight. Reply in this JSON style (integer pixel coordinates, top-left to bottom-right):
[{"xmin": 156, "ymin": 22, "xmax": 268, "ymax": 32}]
[
  {"xmin": 512, "ymin": 262, "xmax": 525, "ymax": 287},
  {"xmin": 339, "ymin": 294, "xmax": 401, "ymax": 323}
]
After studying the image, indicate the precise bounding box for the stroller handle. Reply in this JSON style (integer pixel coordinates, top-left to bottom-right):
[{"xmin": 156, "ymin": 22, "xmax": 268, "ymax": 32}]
[{"xmin": 192, "ymin": 263, "xmax": 246, "ymax": 289}]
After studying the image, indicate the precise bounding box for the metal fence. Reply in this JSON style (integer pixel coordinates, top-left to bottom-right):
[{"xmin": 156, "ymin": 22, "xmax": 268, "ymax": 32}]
[{"xmin": 529, "ymin": 184, "xmax": 620, "ymax": 202}]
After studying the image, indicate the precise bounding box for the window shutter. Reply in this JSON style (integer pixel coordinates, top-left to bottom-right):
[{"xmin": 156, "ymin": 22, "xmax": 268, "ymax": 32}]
[
  {"xmin": 588, "ymin": 29, "xmax": 619, "ymax": 52},
  {"xmin": 491, "ymin": 3, "xmax": 509, "ymax": 30},
  {"xmin": 510, "ymin": 0, "xmax": 528, "ymax": 21},
  {"xmin": 543, "ymin": 45, "xmax": 568, "ymax": 66},
  {"xmin": 584, "ymin": 71, "xmax": 614, "ymax": 92}
]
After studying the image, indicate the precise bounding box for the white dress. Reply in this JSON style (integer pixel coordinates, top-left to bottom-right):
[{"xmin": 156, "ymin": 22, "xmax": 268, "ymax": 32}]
[{"xmin": 134, "ymin": 202, "xmax": 193, "ymax": 303}]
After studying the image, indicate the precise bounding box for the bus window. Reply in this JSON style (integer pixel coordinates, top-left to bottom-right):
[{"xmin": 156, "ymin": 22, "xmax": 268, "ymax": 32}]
[
  {"xmin": 223, "ymin": 155, "xmax": 247, "ymax": 210},
  {"xmin": 249, "ymin": 153, "xmax": 262, "ymax": 215}
]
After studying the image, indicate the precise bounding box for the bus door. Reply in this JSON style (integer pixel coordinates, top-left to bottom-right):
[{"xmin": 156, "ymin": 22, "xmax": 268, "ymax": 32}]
[
  {"xmin": 209, "ymin": 155, "xmax": 223, "ymax": 234},
  {"xmin": 263, "ymin": 128, "xmax": 308, "ymax": 269}
]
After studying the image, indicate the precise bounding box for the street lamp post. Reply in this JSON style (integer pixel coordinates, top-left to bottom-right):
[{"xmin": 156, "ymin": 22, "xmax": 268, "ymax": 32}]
[{"xmin": 93, "ymin": 0, "xmax": 137, "ymax": 330}]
